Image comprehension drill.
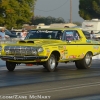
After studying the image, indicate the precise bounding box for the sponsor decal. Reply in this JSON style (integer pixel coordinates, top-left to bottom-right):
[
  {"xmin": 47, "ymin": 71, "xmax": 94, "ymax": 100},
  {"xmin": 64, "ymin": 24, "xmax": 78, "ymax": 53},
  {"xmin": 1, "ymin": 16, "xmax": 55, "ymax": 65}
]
[
  {"xmin": 86, "ymin": 40, "xmax": 91, "ymax": 43},
  {"xmin": 79, "ymin": 53, "xmax": 85, "ymax": 58},
  {"xmin": 69, "ymin": 56, "xmax": 73, "ymax": 59},
  {"xmin": 58, "ymin": 46, "xmax": 64, "ymax": 50},
  {"xmin": 60, "ymin": 50, "xmax": 68, "ymax": 59},
  {"xmin": 61, "ymin": 52, "xmax": 65, "ymax": 59},
  {"xmin": 73, "ymin": 55, "xmax": 77, "ymax": 58},
  {"xmin": 93, "ymin": 45, "xmax": 99, "ymax": 49},
  {"xmin": 61, "ymin": 50, "xmax": 64, "ymax": 53},
  {"xmin": 66, "ymin": 55, "xmax": 69, "ymax": 59},
  {"xmin": 61, "ymin": 54, "xmax": 66, "ymax": 59},
  {"xmin": 64, "ymin": 51, "xmax": 68, "ymax": 54},
  {"xmin": 63, "ymin": 46, "xmax": 66, "ymax": 50},
  {"xmin": 47, "ymin": 49, "xmax": 50, "ymax": 52},
  {"xmin": 69, "ymin": 55, "xmax": 76, "ymax": 59}
]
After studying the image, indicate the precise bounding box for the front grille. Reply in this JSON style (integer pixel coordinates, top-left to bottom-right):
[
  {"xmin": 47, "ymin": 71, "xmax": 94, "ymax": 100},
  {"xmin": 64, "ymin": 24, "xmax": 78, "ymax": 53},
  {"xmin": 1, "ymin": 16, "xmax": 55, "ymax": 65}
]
[{"xmin": 4, "ymin": 46, "xmax": 37, "ymax": 56}]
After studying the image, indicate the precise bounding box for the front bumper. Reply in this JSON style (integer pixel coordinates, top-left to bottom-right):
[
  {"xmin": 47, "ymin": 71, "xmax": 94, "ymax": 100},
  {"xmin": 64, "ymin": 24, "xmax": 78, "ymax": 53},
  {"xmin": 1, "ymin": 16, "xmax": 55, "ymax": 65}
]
[{"xmin": 0, "ymin": 55, "xmax": 48, "ymax": 61}]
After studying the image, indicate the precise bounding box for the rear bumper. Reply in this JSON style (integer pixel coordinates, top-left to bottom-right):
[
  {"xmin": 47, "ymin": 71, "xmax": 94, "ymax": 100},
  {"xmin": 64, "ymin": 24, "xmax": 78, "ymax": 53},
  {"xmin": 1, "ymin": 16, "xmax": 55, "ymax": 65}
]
[{"xmin": 0, "ymin": 55, "xmax": 48, "ymax": 61}]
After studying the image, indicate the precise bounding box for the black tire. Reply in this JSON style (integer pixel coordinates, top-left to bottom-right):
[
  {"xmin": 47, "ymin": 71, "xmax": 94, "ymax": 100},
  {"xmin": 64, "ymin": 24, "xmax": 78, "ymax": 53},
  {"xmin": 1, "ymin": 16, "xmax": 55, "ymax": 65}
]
[
  {"xmin": 43, "ymin": 62, "xmax": 58, "ymax": 69},
  {"xmin": 75, "ymin": 60, "xmax": 81, "ymax": 69},
  {"xmin": 43, "ymin": 65, "xmax": 47, "ymax": 69},
  {"xmin": 44, "ymin": 54, "xmax": 57, "ymax": 72},
  {"xmin": 75, "ymin": 52, "xmax": 92, "ymax": 69},
  {"xmin": 6, "ymin": 61, "xmax": 16, "ymax": 71}
]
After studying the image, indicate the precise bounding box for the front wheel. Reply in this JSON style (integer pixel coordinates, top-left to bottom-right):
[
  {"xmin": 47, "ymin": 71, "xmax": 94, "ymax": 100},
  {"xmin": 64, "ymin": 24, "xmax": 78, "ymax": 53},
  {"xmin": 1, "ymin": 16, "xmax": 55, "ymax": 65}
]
[
  {"xmin": 75, "ymin": 52, "xmax": 92, "ymax": 69},
  {"xmin": 6, "ymin": 61, "xmax": 16, "ymax": 71},
  {"xmin": 44, "ymin": 54, "xmax": 57, "ymax": 72}
]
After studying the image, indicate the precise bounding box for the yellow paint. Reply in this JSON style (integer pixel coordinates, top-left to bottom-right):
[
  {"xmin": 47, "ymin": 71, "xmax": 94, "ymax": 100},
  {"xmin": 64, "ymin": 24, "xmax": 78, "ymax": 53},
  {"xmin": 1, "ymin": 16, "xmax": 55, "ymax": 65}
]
[{"xmin": 0, "ymin": 28, "xmax": 100, "ymax": 63}]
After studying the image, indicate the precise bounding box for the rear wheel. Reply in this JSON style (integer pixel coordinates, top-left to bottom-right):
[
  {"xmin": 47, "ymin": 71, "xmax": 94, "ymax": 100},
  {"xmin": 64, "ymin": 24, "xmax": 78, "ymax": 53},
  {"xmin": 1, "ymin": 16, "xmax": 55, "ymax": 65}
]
[
  {"xmin": 44, "ymin": 54, "xmax": 57, "ymax": 72},
  {"xmin": 75, "ymin": 52, "xmax": 92, "ymax": 69},
  {"xmin": 6, "ymin": 61, "xmax": 16, "ymax": 71}
]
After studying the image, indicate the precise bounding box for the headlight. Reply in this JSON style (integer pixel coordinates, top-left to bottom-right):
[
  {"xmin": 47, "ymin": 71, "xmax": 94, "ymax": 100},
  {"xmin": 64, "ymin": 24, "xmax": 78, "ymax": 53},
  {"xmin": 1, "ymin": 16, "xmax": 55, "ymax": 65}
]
[
  {"xmin": 37, "ymin": 47, "xmax": 43, "ymax": 52},
  {"xmin": 30, "ymin": 47, "xmax": 37, "ymax": 55},
  {"xmin": 32, "ymin": 50, "xmax": 38, "ymax": 55}
]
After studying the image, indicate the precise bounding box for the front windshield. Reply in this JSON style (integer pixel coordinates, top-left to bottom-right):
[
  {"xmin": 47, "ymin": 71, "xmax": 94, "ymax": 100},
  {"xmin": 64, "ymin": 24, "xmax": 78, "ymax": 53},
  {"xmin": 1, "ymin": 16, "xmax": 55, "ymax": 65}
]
[{"xmin": 25, "ymin": 30, "xmax": 62, "ymax": 40}]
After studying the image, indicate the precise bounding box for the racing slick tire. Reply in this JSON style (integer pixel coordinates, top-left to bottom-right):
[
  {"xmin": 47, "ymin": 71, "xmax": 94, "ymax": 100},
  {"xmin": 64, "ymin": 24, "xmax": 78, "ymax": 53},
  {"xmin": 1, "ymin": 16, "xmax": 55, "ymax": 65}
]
[
  {"xmin": 43, "ymin": 65, "xmax": 47, "ymax": 69},
  {"xmin": 43, "ymin": 62, "xmax": 58, "ymax": 69},
  {"xmin": 6, "ymin": 61, "xmax": 16, "ymax": 71},
  {"xmin": 44, "ymin": 54, "xmax": 57, "ymax": 72},
  {"xmin": 75, "ymin": 52, "xmax": 92, "ymax": 69}
]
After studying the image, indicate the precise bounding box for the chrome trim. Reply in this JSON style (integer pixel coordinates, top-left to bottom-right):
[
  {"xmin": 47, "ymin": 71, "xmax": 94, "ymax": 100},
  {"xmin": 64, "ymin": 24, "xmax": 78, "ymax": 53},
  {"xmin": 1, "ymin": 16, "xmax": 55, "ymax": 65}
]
[
  {"xmin": 4, "ymin": 46, "xmax": 38, "ymax": 56},
  {"xmin": 0, "ymin": 55, "xmax": 48, "ymax": 61}
]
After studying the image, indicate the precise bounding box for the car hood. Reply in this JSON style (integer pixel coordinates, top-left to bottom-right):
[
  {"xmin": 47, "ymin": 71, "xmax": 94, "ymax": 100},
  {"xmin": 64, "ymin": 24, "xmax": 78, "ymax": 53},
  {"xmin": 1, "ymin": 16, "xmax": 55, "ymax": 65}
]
[{"xmin": 2, "ymin": 39, "xmax": 65, "ymax": 47}]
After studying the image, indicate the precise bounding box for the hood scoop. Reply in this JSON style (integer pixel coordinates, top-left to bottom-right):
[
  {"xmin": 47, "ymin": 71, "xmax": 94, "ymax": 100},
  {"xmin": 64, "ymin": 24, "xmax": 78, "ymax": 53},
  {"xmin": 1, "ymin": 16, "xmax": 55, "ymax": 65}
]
[{"xmin": 18, "ymin": 40, "xmax": 34, "ymax": 43}]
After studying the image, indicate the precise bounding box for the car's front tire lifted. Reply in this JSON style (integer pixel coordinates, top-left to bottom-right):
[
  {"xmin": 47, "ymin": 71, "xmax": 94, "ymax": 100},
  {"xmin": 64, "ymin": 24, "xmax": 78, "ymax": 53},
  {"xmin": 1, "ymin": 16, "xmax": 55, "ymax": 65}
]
[
  {"xmin": 75, "ymin": 52, "xmax": 92, "ymax": 69},
  {"xmin": 44, "ymin": 54, "xmax": 57, "ymax": 72},
  {"xmin": 6, "ymin": 61, "xmax": 16, "ymax": 71}
]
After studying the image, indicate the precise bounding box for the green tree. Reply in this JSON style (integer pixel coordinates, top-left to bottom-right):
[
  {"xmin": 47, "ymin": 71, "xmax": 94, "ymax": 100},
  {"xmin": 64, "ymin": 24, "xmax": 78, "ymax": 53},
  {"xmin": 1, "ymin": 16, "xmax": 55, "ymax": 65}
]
[
  {"xmin": 79, "ymin": 0, "xmax": 100, "ymax": 20},
  {"xmin": 0, "ymin": 0, "xmax": 36, "ymax": 29}
]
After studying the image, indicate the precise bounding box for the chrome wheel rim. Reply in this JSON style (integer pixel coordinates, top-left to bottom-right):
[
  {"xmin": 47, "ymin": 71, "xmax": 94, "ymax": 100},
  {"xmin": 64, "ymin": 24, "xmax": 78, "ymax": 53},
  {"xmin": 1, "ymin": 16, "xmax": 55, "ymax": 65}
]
[
  {"xmin": 49, "ymin": 57, "xmax": 56, "ymax": 69},
  {"xmin": 85, "ymin": 54, "xmax": 91, "ymax": 65}
]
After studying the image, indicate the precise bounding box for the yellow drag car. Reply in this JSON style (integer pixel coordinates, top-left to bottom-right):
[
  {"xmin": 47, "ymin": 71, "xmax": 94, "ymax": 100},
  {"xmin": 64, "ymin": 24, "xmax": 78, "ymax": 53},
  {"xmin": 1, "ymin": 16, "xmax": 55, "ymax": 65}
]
[{"xmin": 0, "ymin": 28, "xmax": 100, "ymax": 72}]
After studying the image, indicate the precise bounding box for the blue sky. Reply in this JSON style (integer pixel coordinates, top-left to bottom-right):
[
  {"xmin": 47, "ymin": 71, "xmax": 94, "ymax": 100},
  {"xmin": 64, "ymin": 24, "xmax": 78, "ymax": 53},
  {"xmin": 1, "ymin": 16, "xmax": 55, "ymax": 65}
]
[{"xmin": 34, "ymin": 0, "xmax": 84, "ymax": 23}]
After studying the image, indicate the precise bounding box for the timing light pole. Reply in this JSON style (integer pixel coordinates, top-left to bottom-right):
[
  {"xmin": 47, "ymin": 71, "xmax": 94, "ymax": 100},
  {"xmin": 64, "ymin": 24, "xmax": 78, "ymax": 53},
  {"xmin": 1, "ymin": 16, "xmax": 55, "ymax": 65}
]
[{"xmin": 70, "ymin": 0, "xmax": 72, "ymax": 23}]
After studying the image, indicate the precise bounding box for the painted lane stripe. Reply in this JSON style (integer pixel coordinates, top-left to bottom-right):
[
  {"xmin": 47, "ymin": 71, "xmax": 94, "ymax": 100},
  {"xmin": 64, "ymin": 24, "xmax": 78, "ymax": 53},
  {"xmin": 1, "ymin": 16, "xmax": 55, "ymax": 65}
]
[{"xmin": 2, "ymin": 81, "xmax": 100, "ymax": 95}]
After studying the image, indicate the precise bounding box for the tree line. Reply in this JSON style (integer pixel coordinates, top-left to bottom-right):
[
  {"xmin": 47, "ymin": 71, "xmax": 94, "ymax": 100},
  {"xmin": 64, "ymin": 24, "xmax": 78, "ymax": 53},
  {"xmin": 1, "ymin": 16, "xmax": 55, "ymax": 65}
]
[
  {"xmin": 32, "ymin": 16, "xmax": 65, "ymax": 25},
  {"xmin": 0, "ymin": 0, "xmax": 99, "ymax": 29}
]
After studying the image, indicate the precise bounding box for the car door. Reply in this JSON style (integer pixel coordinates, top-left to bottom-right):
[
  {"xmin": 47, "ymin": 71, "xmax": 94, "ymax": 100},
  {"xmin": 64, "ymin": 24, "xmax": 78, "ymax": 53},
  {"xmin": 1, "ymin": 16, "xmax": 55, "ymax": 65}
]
[
  {"xmin": 62, "ymin": 30, "xmax": 79, "ymax": 60},
  {"xmin": 74, "ymin": 30, "xmax": 86, "ymax": 59}
]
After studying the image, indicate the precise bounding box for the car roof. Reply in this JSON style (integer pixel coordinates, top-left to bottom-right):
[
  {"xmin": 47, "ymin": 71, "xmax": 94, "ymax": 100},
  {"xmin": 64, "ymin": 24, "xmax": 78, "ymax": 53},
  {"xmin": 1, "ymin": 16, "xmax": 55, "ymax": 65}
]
[{"xmin": 30, "ymin": 28, "xmax": 82, "ymax": 32}]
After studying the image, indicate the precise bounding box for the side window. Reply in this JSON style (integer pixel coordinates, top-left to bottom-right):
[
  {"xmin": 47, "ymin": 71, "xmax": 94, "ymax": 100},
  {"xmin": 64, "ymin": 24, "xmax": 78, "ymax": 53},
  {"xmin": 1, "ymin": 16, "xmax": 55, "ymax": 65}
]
[
  {"xmin": 65, "ymin": 31, "xmax": 80, "ymax": 41},
  {"xmin": 65, "ymin": 31, "xmax": 74, "ymax": 41},
  {"xmin": 73, "ymin": 31, "xmax": 80, "ymax": 40},
  {"xmin": 82, "ymin": 31, "xmax": 90, "ymax": 39},
  {"xmin": 55, "ymin": 31, "xmax": 62, "ymax": 40}
]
